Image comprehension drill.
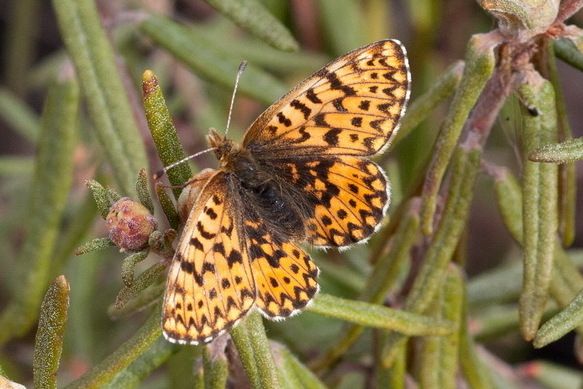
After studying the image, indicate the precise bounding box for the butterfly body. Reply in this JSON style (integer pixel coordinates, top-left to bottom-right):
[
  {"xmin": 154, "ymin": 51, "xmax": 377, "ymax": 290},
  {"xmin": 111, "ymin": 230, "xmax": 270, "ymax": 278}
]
[
  {"xmin": 163, "ymin": 39, "xmax": 411, "ymax": 345},
  {"xmin": 207, "ymin": 128, "xmax": 306, "ymax": 241}
]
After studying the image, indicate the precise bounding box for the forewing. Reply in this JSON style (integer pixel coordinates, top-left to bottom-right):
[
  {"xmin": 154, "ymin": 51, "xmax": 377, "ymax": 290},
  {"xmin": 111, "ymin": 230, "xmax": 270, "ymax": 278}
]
[
  {"xmin": 275, "ymin": 155, "xmax": 389, "ymax": 247},
  {"xmin": 162, "ymin": 172, "xmax": 256, "ymax": 345},
  {"xmin": 243, "ymin": 40, "xmax": 410, "ymax": 157},
  {"xmin": 243, "ymin": 220, "xmax": 319, "ymax": 319}
]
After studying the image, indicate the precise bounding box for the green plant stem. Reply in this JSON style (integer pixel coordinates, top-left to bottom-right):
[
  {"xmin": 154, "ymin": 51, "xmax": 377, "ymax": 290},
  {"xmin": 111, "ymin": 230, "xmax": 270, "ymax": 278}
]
[
  {"xmin": 33, "ymin": 276, "xmax": 70, "ymax": 389},
  {"xmin": 53, "ymin": 0, "xmax": 147, "ymax": 196},
  {"xmin": 65, "ymin": 307, "xmax": 164, "ymax": 388},
  {"xmin": 420, "ymin": 32, "xmax": 498, "ymax": 235},
  {"xmin": 203, "ymin": 0, "xmax": 298, "ymax": 51},
  {"xmin": 518, "ymin": 72, "xmax": 559, "ymax": 340},
  {"xmin": 230, "ymin": 312, "xmax": 279, "ymax": 388},
  {"xmin": 382, "ymin": 146, "xmax": 481, "ymax": 367},
  {"xmin": 0, "ymin": 71, "xmax": 79, "ymax": 345},
  {"xmin": 142, "ymin": 71, "xmax": 191, "ymax": 198}
]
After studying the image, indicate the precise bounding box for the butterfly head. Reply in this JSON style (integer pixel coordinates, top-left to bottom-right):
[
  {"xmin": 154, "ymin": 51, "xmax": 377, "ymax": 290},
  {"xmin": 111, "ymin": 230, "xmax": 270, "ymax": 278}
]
[{"xmin": 207, "ymin": 128, "xmax": 250, "ymax": 171}]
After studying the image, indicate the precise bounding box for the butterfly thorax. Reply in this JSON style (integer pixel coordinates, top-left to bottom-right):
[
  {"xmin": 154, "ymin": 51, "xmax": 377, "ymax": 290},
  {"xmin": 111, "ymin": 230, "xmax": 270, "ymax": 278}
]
[
  {"xmin": 207, "ymin": 128, "xmax": 264, "ymax": 185},
  {"xmin": 207, "ymin": 128, "xmax": 306, "ymax": 240}
]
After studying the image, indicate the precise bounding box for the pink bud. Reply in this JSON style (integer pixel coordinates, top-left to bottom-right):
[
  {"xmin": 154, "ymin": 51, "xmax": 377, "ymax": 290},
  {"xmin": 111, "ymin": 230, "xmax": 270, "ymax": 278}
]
[{"xmin": 106, "ymin": 197, "xmax": 157, "ymax": 251}]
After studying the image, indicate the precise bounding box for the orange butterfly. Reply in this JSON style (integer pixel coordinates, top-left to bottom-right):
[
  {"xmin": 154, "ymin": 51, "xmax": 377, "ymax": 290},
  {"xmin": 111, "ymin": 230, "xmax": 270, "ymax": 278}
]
[{"xmin": 162, "ymin": 40, "xmax": 411, "ymax": 344}]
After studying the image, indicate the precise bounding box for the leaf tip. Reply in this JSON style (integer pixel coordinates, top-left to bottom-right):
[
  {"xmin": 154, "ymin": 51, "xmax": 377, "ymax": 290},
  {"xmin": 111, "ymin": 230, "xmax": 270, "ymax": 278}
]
[{"xmin": 142, "ymin": 70, "xmax": 159, "ymax": 96}]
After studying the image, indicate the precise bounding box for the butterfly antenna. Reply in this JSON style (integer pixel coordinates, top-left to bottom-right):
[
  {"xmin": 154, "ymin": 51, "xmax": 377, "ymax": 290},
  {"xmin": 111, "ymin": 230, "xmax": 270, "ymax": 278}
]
[
  {"xmin": 224, "ymin": 61, "xmax": 248, "ymax": 136},
  {"xmin": 153, "ymin": 147, "xmax": 216, "ymax": 180}
]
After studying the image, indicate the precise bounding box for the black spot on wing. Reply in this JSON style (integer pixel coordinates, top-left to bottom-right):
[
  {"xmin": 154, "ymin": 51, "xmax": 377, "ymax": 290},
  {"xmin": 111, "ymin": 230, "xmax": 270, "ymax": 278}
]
[
  {"xmin": 277, "ymin": 112, "xmax": 292, "ymax": 127},
  {"xmin": 306, "ymin": 88, "xmax": 322, "ymax": 104},
  {"xmin": 323, "ymin": 128, "xmax": 342, "ymax": 146},
  {"xmin": 196, "ymin": 221, "xmax": 216, "ymax": 239},
  {"xmin": 290, "ymin": 99, "xmax": 312, "ymax": 119}
]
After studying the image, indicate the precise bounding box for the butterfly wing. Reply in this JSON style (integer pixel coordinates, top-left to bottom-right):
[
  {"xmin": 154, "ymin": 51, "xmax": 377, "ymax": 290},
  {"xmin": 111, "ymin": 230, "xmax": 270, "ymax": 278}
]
[
  {"xmin": 242, "ymin": 40, "xmax": 409, "ymax": 247},
  {"xmin": 162, "ymin": 171, "xmax": 256, "ymax": 344},
  {"xmin": 270, "ymin": 155, "xmax": 389, "ymax": 247},
  {"xmin": 241, "ymin": 218, "xmax": 319, "ymax": 319},
  {"xmin": 242, "ymin": 39, "xmax": 410, "ymax": 157}
]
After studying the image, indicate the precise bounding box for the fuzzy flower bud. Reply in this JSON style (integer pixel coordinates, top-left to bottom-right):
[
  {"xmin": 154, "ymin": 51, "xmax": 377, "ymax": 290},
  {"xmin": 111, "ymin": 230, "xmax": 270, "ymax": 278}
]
[
  {"xmin": 478, "ymin": 0, "xmax": 559, "ymax": 40},
  {"xmin": 177, "ymin": 169, "xmax": 215, "ymax": 223},
  {"xmin": 106, "ymin": 197, "xmax": 157, "ymax": 251}
]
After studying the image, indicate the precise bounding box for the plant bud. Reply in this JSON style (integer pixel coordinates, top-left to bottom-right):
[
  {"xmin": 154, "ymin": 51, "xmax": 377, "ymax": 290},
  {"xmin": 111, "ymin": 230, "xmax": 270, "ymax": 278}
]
[
  {"xmin": 107, "ymin": 197, "xmax": 157, "ymax": 251},
  {"xmin": 177, "ymin": 169, "xmax": 215, "ymax": 223},
  {"xmin": 477, "ymin": 0, "xmax": 559, "ymax": 40}
]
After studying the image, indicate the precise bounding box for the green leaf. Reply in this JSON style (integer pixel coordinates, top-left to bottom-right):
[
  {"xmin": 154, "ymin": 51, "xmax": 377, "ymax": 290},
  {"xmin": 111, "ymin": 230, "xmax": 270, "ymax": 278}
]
[
  {"xmin": 518, "ymin": 72, "xmax": 559, "ymax": 341},
  {"xmin": 554, "ymin": 38, "xmax": 583, "ymax": 72},
  {"xmin": 231, "ymin": 312, "xmax": 280, "ymax": 388},
  {"xmin": 308, "ymin": 293, "xmax": 453, "ymax": 335},
  {"xmin": 530, "ymin": 137, "xmax": 583, "ymax": 163},
  {"xmin": 0, "ymin": 71, "xmax": 79, "ymax": 345},
  {"xmin": 106, "ymin": 337, "xmax": 176, "ymax": 388},
  {"xmin": 136, "ymin": 169, "xmax": 154, "ymax": 214},
  {"xmin": 317, "ymin": 0, "xmax": 366, "ymax": 55},
  {"xmin": 383, "ymin": 146, "xmax": 482, "ymax": 366},
  {"xmin": 75, "ymin": 237, "xmax": 115, "ymax": 256},
  {"xmin": 420, "ymin": 32, "xmax": 497, "ymax": 235},
  {"xmin": 534, "ymin": 289, "xmax": 583, "ymax": 348},
  {"xmin": 139, "ymin": 15, "xmax": 288, "ymax": 106},
  {"xmin": 65, "ymin": 307, "xmax": 164, "ymax": 388},
  {"xmin": 0, "ymin": 87, "xmax": 40, "ymax": 143},
  {"xmin": 86, "ymin": 180, "xmax": 113, "ymax": 219},
  {"xmin": 202, "ymin": 343, "xmax": 229, "ymax": 389},
  {"xmin": 142, "ymin": 71, "xmax": 191, "ymax": 198},
  {"xmin": 389, "ymin": 60, "xmax": 465, "ymax": 150},
  {"xmin": 203, "ymin": 0, "xmax": 299, "ymax": 51},
  {"xmin": 53, "ymin": 0, "xmax": 148, "ymax": 195},
  {"xmin": 273, "ymin": 343, "xmax": 327, "ymax": 389},
  {"xmin": 33, "ymin": 276, "xmax": 70, "ymax": 389}
]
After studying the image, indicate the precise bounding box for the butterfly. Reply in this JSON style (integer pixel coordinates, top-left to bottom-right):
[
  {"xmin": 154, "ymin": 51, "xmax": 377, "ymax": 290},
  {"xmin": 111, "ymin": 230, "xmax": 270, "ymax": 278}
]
[{"xmin": 162, "ymin": 39, "xmax": 411, "ymax": 345}]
